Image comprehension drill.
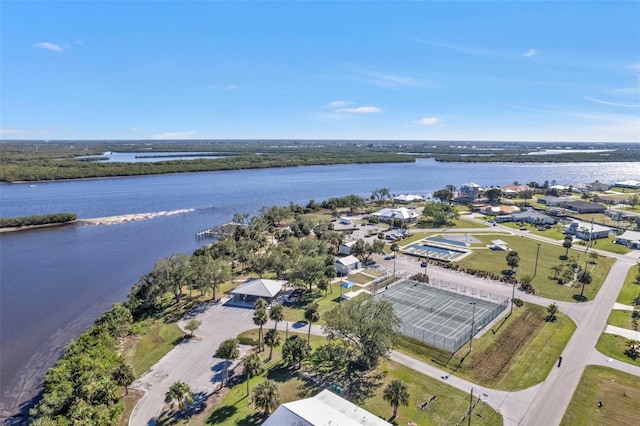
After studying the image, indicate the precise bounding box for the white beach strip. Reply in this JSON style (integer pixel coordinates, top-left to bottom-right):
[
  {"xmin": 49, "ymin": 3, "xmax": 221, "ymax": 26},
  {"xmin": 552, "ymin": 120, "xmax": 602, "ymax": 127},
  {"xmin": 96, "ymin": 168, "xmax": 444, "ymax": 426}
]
[{"xmin": 79, "ymin": 208, "xmax": 195, "ymax": 226}]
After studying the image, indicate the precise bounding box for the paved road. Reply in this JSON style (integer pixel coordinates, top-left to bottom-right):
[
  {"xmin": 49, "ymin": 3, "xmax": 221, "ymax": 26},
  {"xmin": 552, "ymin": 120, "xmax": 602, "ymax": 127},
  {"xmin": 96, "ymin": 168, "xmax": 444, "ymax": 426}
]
[
  {"xmin": 129, "ymin": 304, "xmax": 255, "ymax": 426},
  {"xmin": 129, "ymin": 224, "xmax": 640, "ymax": 425}
]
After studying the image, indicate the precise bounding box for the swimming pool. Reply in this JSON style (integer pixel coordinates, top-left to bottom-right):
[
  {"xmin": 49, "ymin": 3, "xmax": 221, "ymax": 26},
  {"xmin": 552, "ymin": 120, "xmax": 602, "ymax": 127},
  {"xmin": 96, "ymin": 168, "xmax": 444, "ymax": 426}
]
[{"xmin": 407, "ymin": 243, "xmax": 468, "ymax": 261}]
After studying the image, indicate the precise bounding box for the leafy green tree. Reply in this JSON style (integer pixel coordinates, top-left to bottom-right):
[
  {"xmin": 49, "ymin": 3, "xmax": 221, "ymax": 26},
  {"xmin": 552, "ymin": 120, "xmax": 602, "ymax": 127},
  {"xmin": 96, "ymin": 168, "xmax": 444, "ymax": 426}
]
[
  {"xmin": 550, "ymin": 264, "xmax": 563, "ymax": 279},
  {"xmin": 371, "ymin": 187, "xmax": 391, "ymax": 202},
  {"xmin": 421, "ymin": 202, "xmax": 459, "ymax": 227},
  {"xmin": 304, "ymin": 303, "xmax": 320, "ymax": 343},
  {"xmin": 185, "ymin": 319, "xmax": 202, "ymax": 337},
  {"xmin": 506, "ymin": 251, "xmax": 520, "ymax": 269},
  {"xmin": 351, "ymin": 239, "xmax": 385, "ymax": 264},
  {"xmin": 269, "ymin": 304, "xmax": 284, "ymax": 330},
  {"xmin": 216, "ymin": 338, "xmax": 240, "ymax": 385},
  {"xmin": 432, "ymin": 188, "xmax": 454, "ymax": 203},
  {"xmin": 164, "ymin": 381, "xmax": 194, "ymax": 411},
  {"xmin": 484, "ymin": 187, "xmax": 503, "ymax": 204},
  {"xmin": 243, "ymin": 353, "xmax": 263, "ymax": 396},
  {"xmin": 264, "ymin": 328, "xmax": 282, "ymax": 361},
  {"xmin": 383, "ymin": 379, "xmax": 409, "ymax": 420},
  {"xmin": 324, "ymin": 299, "xmax": 401, "ymax": 369},
  {"xmin": 563, "ymin": 236, "xmax": 573, "ymax": 257},
  {"xmin": 291, "ymin": 256, "xmax": 326, "ymax": 291},
  {"xmin": 282, "ymin": 335, "xmax": 311, "ymax": 369},
  {"xmin": 519, "ymin": 189, "xmax": 535, "ymax": 206},
  {"xmin": 253, "ymin": 379, "xmax": 280, "ymax": 415}
]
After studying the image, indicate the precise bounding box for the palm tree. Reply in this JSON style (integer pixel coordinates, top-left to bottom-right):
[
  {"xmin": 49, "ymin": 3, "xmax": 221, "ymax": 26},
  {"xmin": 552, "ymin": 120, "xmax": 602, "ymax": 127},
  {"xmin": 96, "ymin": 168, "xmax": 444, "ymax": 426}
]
[
  {"xmin": 282, "ymin": 335, "xmax": 311, "ymax": 369},
  {"xmin": 550, "ymin": 264, "xmax": 563, "ymax": 279},
  {"xmin": 253, "ymin": 379, "xmax": 280, "ymax": 415},
  {"xmin": 264, "ymin": 328, "xmax": 282, "ymax": 361},
  {"xmin": 383, "ymin": 379, "xmax": 409, "ymax": 420},
  {"xmin": 216, "ymin": 338, "xmax": 240, "ymax": 386},
  {"xmin": 254, "ymin": 297, "xmax": 267, "ymax": 310},
  {"xmin": 506, "ymin": 251, "xmax": 520, "ymax": 269},
  {"xmin": 563, "ymin": 236, "xmax": 573, "ymax": 257},
  {"xmin": 253, "ymin": 307, "xmax": 268, "ymax": 351},
  {"xmin": 111, "ymin": 362, "xmax": 135, "ymax": 397},
  {"xmin": 269, "ymin": 304, "xmax": 284, "ymax": 331},
  {"xmin": 304, "ymin": 303, "xmax": 320, "ymax": 343},
  {"xmin": 243, "ymin": 353, "xmax": 263, "ymax": 396},
  {"xmin": 164, "ymin": 381, "xmax": 194, "ymax": 411}
]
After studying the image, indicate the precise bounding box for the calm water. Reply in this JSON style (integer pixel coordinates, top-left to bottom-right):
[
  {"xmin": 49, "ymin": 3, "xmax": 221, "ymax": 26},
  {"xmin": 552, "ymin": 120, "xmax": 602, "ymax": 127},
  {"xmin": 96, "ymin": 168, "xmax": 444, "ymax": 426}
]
[{"xmin": 0, "ymin": 159, "xmax": 638, "ymax": 416}]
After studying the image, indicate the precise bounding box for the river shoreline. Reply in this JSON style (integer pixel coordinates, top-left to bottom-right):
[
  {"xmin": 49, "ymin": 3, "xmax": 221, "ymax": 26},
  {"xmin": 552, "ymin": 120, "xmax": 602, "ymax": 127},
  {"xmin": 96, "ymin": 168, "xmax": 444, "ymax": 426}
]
[{"xmin": 0, "ymin": 221, "xmax": 76, "ymax": 233}]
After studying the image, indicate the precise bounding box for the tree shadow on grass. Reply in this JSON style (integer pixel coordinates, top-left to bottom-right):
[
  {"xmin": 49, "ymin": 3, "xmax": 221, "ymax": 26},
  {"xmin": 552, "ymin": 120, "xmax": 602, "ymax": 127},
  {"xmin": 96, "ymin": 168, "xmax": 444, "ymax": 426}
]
[
  {"xmin": 572, "ymin": 295, "xmax": 588, "ymax": 302},
  {"xmin": 207, "ymin": 405, "xmax": 238, "ymax": 425},
  {"xmin": 236, "ymin": 412, "xmax": 267, "ymax": 426},
  {"xmin": 265, "ymin": 362, "xmax": 292, "ymax": 383}
]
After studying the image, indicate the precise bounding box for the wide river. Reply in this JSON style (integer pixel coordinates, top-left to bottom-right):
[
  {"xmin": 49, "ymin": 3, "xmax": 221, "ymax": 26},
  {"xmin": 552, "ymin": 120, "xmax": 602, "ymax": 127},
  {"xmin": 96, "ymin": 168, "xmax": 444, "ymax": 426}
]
[{"xmin": 0, "ymin": 158, "xmax": 638, "ymax": 417}]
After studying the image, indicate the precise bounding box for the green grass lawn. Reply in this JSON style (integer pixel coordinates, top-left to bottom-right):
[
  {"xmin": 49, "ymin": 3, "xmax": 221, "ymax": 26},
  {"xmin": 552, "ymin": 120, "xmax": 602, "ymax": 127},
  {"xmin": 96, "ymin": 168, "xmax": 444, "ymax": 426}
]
[
  {"xmin": 346, "ymin": 272, "xmax": 375, "ymax": 284},
  {"xmin": 573, "ymin": 236, "xmax": 632, "ymax": 255},
  {"xmin": 128, "ymin": 320, "xmax": 185, "ymax": 376},
  {"xmin": 174, "ymin": 330, "xmax": 502, "ymax": 426},
  {"xmin": 595, "ymin": 333, "xmax": 640, "ymax": 367},
  {"xmin": 606, "ymin": 310, "xmax": 636, "ymax": 329},
  {"xmin": 396, "ymin": 303, "xmax": 576, "ymax": 391},
  {"xmin": 452, "ymin": 217, "xmax": 490, "ymax": 229},
  {"xmin": 455, "ymin": 235, "xmax": 615, "ymax": 302},
  {"xmin": 560, "ymin": 366, "xmax": 640, "ymax": 426},
  {"xmin": 616, "ymin": 264, "xmax": 640, "ymax": 305}
]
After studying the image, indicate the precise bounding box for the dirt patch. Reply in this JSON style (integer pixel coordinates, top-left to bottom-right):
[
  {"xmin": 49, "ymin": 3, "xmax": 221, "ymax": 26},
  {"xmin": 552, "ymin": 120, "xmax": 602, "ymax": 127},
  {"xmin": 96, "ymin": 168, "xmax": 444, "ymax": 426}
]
[
  {"xmin": 464, "ymin": 308, "xmax": 544, "ymax": 385},
  {"xmin": 118, "ymin": 388, "xmax": 145, "ymax": 426}
]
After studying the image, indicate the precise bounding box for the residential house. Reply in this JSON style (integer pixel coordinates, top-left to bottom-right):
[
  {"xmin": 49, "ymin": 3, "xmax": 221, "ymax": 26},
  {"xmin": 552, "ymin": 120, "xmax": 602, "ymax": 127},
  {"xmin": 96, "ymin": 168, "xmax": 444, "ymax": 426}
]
[
  {"xmin": 459, "ymin": 183, "xmax": 482, "ymax": 201},
  {"xmin": 263, "ymin": 389, "xmax": 391, "ymax": 426},
  {"xmin": 500, "ymin": 184, "xmax": 534, "ymax": 197},
  {"xmin": 393, "ymin": 193, "xmax": 424, "ymax": 204},
  {"xmin": 563, "ymin": 201, "xmax": 606, "ymax": 214},
  {"xmin": 372, "ymin": 207, "xmax": 419, "ymax": 223},
  {"xmin": 564, "ymin": 221, "xmax": 613, "ymax": 241},
  {"xmin": 588, "ymin": 181, "xmax": 611, "ymax": 192},
  {"xmin": 510, "ymin": 210, "xmax": 556, "ymax": 225},
  {"xmin": 614, "ymin": 179, "xmax": 640, "ymax": 189},
  {"xmin": 478, "ymin": 205, "xmax": 521, "ymax": 216},
  {"xmin": 538, "ymin": 196, "xmax": 573, "ymax": 206},
  {"xmin": 615, "ymin": 230, "xmax": 640, "ymax": 249},
  {"xmin": 335, "ymin": 255, "xmax": 361, "ymax": 276}
]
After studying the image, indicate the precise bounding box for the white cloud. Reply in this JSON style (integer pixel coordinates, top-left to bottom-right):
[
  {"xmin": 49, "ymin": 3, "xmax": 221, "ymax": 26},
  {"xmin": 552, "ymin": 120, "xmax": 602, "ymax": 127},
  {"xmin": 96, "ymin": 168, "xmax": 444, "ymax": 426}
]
[
  {"xmin": 584, "ymin": 96, "xmax": 638, "ymax": 108},
  {"xmin": 151, "ymin": 131, "xmax": 197, "ymax": 139},
  {"xmin": 336, "ymin": 106, "xmax": 382, "ymax": 114},
  {"xmin": 414, "ymin": 39, "xmax": 498, "ymax": 56},
  {"xmin": 522, "ymin": 49, "xmax": 537, "ymax": 58},
  {"xmin": 343, "ymin": 65, "xmax": 432, "ymax": 89},
  {"xmin": 415, "ymin": 117, "xmax": 442, "ymax": 126},
  {"xmin": 34, "ymin": 42, "xmax": 63, "ymax": 52},
  {"xmin": 207, "ymin": 84, "xmax": 238, "ymax": 90},
  {"xmin": 325, "ymin": 100, "xmax": 352, "ymax": 108}
]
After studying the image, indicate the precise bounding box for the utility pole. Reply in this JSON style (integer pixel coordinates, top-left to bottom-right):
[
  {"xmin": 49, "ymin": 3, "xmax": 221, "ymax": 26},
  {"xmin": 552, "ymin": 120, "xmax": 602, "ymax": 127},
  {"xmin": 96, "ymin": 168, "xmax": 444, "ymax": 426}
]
[
  {"xmin": 533, "ymin": 243, "xmax": 540, "ymax": 277},
  {"xmin": 468, "ymin": 387, "xmax": 474, "ymax": 426},
  {"xmin": 510, "ymin": 268, "xmax": 517, "ymax": 314},
  {"xmin": 469, "ymin": 301, "xmax": 476, "ymax": 352}
]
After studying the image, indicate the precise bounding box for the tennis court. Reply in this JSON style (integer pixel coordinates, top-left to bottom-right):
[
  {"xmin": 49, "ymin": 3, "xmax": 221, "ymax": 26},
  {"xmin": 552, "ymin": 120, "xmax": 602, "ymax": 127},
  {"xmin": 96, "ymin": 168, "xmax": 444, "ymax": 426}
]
[{"xmin": 377, "ymin": 280, "xmax": 507, "ymax": 353}]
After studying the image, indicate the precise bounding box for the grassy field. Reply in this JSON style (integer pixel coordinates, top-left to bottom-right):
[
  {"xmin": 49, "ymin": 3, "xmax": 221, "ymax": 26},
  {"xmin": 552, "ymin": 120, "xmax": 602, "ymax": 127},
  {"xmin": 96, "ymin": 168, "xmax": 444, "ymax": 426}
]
[
  {"xmin": 397, "ymin": 303, "xmax": 576, "ymax": 390},
  {"xmin": 455, "ymin": 235, "xmax": 615, "ymax": 302},
  {"xmin": 595, "ymin": 333, "xmax": 640, "ymax": 367},
  {"xmin": 159, "ymin": 330, "xmax": 502, "ymax": 426},
  {"xmin": 617, "ymin": 264, "xmax": 640, "ymax": 305},
  {"xmin": 124, "ymin": 320, "xmax": 185, "ymax": 377},
  {"xmin": 560, "ymin": 366, "xmax": 640, "ymax": 426},
  {"xmin": 606, "ymin": 310, "xmax": 636, "ymax": 329}
]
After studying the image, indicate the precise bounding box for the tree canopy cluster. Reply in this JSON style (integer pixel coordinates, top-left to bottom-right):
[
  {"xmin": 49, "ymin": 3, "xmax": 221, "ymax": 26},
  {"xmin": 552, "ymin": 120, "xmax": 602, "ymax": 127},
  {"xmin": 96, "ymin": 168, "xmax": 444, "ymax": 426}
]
[{"xmin": 0, "ymin": 212, "xmax": 77, "ymax": 228}]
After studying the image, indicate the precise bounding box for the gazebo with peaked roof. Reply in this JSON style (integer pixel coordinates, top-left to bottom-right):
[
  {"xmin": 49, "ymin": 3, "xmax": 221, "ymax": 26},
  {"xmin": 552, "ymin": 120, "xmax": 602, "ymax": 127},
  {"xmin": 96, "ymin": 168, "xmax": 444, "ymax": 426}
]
[{"xmin": 229, "ymin": 278, "xmax": 287, "ymax": 306}]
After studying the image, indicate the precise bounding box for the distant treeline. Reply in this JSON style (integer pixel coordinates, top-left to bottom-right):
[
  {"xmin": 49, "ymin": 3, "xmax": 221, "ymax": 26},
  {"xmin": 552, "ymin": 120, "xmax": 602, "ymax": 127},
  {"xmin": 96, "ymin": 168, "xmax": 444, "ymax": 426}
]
[
  {"xmin": 1, "ymin": 140, "xmax": 638, "ymax": 182},
  {"xmin": 0, "ymin": 212, "xmax": 77, "ymax": 228}
]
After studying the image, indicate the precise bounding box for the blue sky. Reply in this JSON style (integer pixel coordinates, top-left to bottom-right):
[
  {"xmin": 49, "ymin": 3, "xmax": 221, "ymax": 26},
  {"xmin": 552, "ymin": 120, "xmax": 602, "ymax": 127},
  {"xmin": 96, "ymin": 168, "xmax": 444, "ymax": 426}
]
[{"xmin": 1, "ymin": 1, "xmax": 639, "ymax": 142}]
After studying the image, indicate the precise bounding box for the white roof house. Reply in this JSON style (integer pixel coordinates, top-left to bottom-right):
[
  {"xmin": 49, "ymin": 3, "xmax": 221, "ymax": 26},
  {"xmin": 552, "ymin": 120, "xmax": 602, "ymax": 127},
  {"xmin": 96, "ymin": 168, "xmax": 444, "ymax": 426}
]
[
  {"xmin": 393, "ymin": 194, "xmax": 424, "ymax": 204},
  {"xmin": 335, "ymin": 255, "xmax": 361, "ymax": 276},
  {"xmin": 263, "ymin": 389, "xmax": 391, "ymax": 426},
  {"xmin": 372, "ymin": 207, "xmax": 419, "ymax": 223},
  {"xmin": 339, "ymin": 240, "xmax": 357, "ymax": 255},
  {"xmin": 231, "ymin": 279, "xmax": 287, "ymax": 299},
  {"xmin": 614, "ymin": 179, "xmax": 640, "ymax": 189},
  {"xmin": 615, "ymin": 230, "xmax": 640, "ymax": 249}
]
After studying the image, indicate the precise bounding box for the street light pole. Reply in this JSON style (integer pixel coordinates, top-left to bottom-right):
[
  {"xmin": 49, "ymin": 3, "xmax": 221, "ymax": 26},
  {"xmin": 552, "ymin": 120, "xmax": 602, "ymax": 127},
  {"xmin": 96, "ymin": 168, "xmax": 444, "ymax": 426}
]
[
  {"xmin": 534, "ymin": 243, "xmax": 540, "ymax": 277},
  {"xmin": 469, "ymin": 301, "xmax": 476, "ymax": 352}
]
